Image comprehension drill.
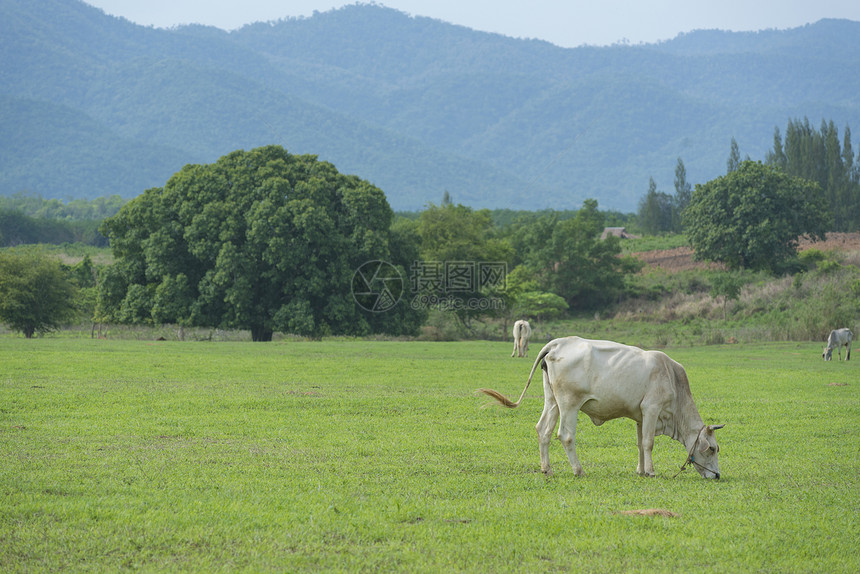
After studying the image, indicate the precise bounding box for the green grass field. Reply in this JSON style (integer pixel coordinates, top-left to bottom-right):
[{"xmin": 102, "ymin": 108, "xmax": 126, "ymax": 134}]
[{"xmin": 1, "ymin": 338, "xmax": 857, "ymax": 572}]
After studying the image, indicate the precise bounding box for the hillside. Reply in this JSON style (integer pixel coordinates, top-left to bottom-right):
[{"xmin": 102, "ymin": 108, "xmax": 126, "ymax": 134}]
[{"xmin": 2, "ymin": 0, "xmax": 859, "ymax": 211}]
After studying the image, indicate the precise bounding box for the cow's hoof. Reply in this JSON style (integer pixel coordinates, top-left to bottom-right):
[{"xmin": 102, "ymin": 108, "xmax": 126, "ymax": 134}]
[{"xmin": 541, "ymin": 468, "xmax": 553, "ymax": 476}]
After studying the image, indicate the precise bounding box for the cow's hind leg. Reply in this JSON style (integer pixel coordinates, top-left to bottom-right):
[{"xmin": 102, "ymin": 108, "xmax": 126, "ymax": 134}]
[
  {"xmin": 557, "ymin": 406, "xmax": 585, "ymax": 476},
  {"xmin": 554, "ymin": 384, "xmax": 585, "ymax": 476},
  {"xmin": 535, "ymin": 371, "xmax": 559, "ymax": 475}
]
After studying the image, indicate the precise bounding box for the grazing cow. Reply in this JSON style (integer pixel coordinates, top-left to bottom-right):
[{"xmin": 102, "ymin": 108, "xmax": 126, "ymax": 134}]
[
  {"xmin": 511, "ymin": 320, "xmax": 532, "ymax": 358},
  {"xmin": 481, "ymin": 337, "xmax": 724, "ymax": 478},
  {"xmin": 823, "ymin": 328, "xmax": 853, "ymax": 361}
]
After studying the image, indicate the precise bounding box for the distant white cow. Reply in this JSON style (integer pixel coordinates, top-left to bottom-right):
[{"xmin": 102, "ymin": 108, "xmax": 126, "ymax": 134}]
[
  {"xmin": 481, "ymin": 337, "xmax": 724, "ymax": 478},
  {"xmin": 511, "ymin": 320, "xmax": 532, "ymax": 358},
  {"xmin": 823, "ymin": 328, "xmax": 853, "ymax": 361}
]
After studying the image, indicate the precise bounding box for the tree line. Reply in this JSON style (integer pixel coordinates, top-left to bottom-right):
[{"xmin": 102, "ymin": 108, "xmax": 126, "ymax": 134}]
[
  {"xmin": 0, "ymin": 147, "xmax": 646, "ymax": 339},
  {"xmin": 0, "ymin": 139, "xmax": 843, "ymax": 339},
  {"xmin": 639, "ymin": 118, "xmax": 860, "ymax": 234},
  {"xmin": 0, "ymin": 192, "xmax": 125, "ymax": 247},
  {"xmin": 0, "ymin": 210, "xmax": 108, "ymax": 247},
  {"xmin": 766, "ymin": 118, "xmax": 860, "ymax": 231},
  {"xmin": 0, "ymin": 192, "xmax": 126, "ymax": 220}
]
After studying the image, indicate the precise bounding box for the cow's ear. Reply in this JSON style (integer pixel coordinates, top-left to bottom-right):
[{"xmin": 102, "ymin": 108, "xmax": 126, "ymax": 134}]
[
  {"xmin": 698, "ymin": 438, "xmax": 712, "ymax": 453},
  {"xmin": 708, "ymin": 424, "xmax": 725, "ymax": 432}
]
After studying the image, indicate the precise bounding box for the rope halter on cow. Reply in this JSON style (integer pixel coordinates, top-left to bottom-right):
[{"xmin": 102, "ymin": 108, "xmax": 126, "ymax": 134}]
[{"xmin": 671, "ymin": 425, "xmax": 721, "ymax": 479}]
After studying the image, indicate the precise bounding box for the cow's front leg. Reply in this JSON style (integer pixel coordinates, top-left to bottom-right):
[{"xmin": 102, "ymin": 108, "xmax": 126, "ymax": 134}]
[
  {"xmin": 638, "ymin": 415, "xmax": 657, "ymax": 477},
  {"xmin": 636, "ymin": 422, "xmax": 646, "ymax": 476},
  {"xmin": 535, "ymin": 373, "xmax": 559, "ymax": 475}
]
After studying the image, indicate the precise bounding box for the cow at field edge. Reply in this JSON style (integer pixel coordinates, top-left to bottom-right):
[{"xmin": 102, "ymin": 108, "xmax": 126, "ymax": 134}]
[
  {"xmin": 511, "ymin": 320, "xmax": 532, "ymax": 358},
  {"xmin": 823, "ymin": 328, "xmax": 853, "ymax": 361},
  {"xmin": 480, "ymin": 336, "xmax": 724, "ymax": 478}
]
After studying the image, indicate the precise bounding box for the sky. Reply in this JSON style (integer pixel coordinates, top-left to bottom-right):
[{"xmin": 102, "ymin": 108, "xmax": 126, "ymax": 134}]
[{"xmin": 83, "ymin": 0, "xmax": 860, "ymax": 47}]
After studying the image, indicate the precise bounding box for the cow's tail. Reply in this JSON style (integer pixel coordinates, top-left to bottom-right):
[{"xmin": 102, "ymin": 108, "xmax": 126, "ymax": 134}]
[{"xmin": 478, "ymin": 343, "xmax": 552, "ymax": 408}]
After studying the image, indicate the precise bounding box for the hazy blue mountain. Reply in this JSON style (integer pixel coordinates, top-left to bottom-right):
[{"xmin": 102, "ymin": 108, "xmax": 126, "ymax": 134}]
[{"xmin": 2, "ymin": 0, "xmax": 858, "ymax": 211}]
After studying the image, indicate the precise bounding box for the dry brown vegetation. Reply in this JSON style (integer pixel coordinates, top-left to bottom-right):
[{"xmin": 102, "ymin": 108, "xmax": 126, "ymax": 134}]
[
  {"xmin": 630, "ymin": 232, "xmax": 860, "ymax": 273},
  {"xmin": 612, "ymin": 233, "xmax": 860, "ymax": 344}
]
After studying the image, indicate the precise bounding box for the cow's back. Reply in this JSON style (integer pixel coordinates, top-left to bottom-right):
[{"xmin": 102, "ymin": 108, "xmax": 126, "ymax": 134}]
[
  {"xmin": 542, "ymin": 337, "xmax": 670, "ymax": 423},
  {"xmin": 543, "ymin": 337, "xmax": 659, "ymax": 384}
]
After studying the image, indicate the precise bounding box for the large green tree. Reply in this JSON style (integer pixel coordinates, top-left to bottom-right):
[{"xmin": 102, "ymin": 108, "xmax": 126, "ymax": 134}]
[
  {"xmin": 99, "ymin": 146, "xmax": 421, "ymax": 340},
  {"xmin": 523, "ymin": 200, "xmax": 641, "ymax": 309},
  {"xmin": 684, "ymin": 161, "xmax": 830, "ymax": 271},
  {"xmin": 0, "ymin": 250, "xmax": 77, "ymax": 338}
]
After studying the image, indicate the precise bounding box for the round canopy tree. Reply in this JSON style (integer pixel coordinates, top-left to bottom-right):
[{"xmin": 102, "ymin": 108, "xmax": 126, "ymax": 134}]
[
  {"xmin": 99, "ymin": 146, "xmax": 420, "ymax": 340},
  {"xmin": 684, "ymin": 161, "xmax": 831, "ymax": 272},
  {"xmin": 0, "ymin": 250, "xmax": 77, "ymax": 338}
]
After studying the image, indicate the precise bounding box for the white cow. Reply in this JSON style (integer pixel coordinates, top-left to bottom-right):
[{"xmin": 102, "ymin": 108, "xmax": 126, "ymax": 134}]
[
  {"xmin": 823, "ymin": 328, "xmax": 853, "ymax": 361},
  {"xmin": 481, "ymin": 336, "xmax": 724, "ymax": 478},
  {"xmin": 511, "ymin": 320, "xmax": 532, "ymax": 358}
]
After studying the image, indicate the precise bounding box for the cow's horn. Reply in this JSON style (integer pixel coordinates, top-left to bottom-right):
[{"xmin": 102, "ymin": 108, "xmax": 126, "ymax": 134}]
[{"xmin": 708, "ymin": 424, "xmax": 725, "ymax": 431}]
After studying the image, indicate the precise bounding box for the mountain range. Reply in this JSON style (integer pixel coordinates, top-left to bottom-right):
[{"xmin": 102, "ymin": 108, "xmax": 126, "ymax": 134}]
[{"xmin": 2, "ymin": 0, "xmax": 859, "ymax": 212}]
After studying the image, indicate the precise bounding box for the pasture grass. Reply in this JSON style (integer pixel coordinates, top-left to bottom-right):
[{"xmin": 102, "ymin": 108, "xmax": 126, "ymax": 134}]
[{"xmin": 0, "ymin": 338, "xmax": 857, "ymax": 572}]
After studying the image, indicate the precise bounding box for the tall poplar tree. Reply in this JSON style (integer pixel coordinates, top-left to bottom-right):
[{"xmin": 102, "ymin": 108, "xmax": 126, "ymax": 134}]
[
  {"xmin": 766, "ymin": 127, "xmax": 787, "ymax": 171},
  {"xmin": 673, "ymin": 157, "xmax": 691, "ymax": 231},
  {"xmin": 727, "ymin": 137, "xmax": 741, "ymax": 173},
  {"xmin": 638, "ymin": 177, "xmax": 674, "ymax": 234},
  {"xmin": 767, "ymin": 118, "xmax": 860, "ymax": 231}
]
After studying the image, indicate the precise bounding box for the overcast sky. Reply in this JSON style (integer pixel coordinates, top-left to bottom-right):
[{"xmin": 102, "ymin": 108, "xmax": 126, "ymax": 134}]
[{"xmin": 83, "ymin": 0, "xmax": 860, "ymax": 47}]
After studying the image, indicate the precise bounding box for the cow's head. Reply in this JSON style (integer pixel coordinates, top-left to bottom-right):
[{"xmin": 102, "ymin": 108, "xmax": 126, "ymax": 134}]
[
  {"xmin": 823, "ymin": 347, "xmax": 832, "ymax": 361},
  {"xmin": 692, "ymin": 424, "xmax": 724, "ymax": 479}
]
